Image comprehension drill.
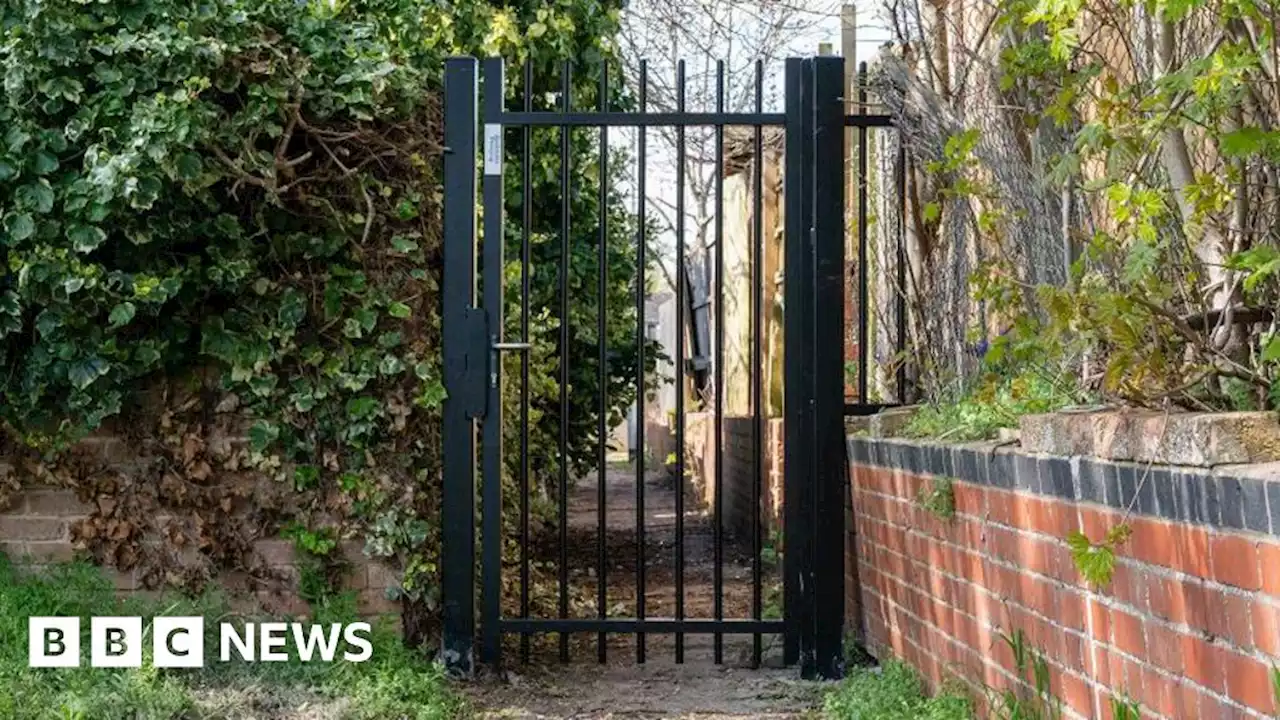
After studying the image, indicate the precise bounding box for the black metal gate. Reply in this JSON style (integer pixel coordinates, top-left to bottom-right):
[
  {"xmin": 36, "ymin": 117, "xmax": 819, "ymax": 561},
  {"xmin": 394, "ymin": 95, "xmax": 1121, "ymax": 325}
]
[{"xmin": 440, "ymin": 54, "xmax": 900, "ymax": 681}]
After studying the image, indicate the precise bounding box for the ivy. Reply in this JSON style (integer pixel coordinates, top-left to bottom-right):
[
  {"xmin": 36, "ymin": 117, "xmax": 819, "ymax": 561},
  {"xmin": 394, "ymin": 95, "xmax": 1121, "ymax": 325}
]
[{"xmin": 0, "ymin": 0, "xmax": 644, "ymax": 639}]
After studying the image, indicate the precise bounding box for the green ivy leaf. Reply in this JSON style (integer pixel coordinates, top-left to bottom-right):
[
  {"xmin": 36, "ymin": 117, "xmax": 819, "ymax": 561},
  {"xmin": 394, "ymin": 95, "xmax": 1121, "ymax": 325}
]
[
  {"xmin": 0, "ymin": 291, "xmax": 20, "ymax": 338},
  {"xmin": 16, "ymin": 180, "xmax": 54, "ymax": 213},
  {"xmin": 0, "ymin": 291, "xmax": 18, "ymax": 317},
  {"xmin": 175, "ymin": 152, "xmax": 203, "ymax": 180},
  {"xmin": 68, "ymin": 356, "xmax": 109, "ymax": 390},
  {"xmin": 249, "ymin": 420, "xmax": 280, "ymax": 452},
  {"xmin": 294, "ymin": 465, "xmax": 321, "ymax": 490},
  {"xmin": 68, "ymin": 224, "xmax": 106, "ymax": 253},
  {"xmin": 390, "ymin": 236, "xmax": 418, "ymax": 253},
  {"xmin": 33, "ymin": 150, "xmax": 58, "ymax": 175},
  {"xmin": 5, "ymin": 213, "xmax": 34, "ymax": 241},
  {"xmin": 387, "ymin": 301, "xmax": 411, "ymax": 318},
  {"xmin": 278, "ymin": 288, "xmax": 307, "ymax": 328},
  {"xmin": 379, "ymin": 354, "xmax": 404, "ymax": 375},
  {"xmin": 346, "ymin": 396, "xmax": 380, "ymax": 419},
  {"xmin": 108, "ymin": 302, "xmax": 136, "ymax": 327}
]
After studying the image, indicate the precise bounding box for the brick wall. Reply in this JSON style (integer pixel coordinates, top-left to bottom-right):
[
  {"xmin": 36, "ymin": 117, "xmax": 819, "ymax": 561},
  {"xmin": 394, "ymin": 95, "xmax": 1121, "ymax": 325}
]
[
  {"xmin": 722, "ymin": 416, "xmax": 784, "ymax": 538},
  {"xmin": 847, "ymin": 436, "xmax": 1280, "ymax": 718},
  {"xmin": 648, "ymin": 413, "xmax": 784, "ymax": 538},
  {"xmin": 0, "ymin": 465, "xmax": 399, "ymax": 617}
]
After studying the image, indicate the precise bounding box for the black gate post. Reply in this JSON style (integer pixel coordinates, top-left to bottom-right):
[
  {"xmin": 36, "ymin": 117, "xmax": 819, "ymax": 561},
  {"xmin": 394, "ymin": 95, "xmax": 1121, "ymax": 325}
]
[
  {"xmin": 784, "ymin": 55, "xmax": 846, "ymax": 681},
  {"xmin": 441, "ymin": 56, "xmax": 480, "ymax": 676},
  {"xmin": 810, "ymin": 55, "xmax": 847, "ymax": 681}
]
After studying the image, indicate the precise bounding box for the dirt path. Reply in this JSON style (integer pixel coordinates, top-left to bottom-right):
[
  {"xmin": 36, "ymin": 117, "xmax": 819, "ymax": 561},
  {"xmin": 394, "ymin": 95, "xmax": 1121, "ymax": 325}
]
[
  {"xmin": 467, "ymin": 661, "xmax": 823, "ymax": 718},
  {"xmin": 465, "ymin": 461, "xmax": 824, "ymax": 718}
]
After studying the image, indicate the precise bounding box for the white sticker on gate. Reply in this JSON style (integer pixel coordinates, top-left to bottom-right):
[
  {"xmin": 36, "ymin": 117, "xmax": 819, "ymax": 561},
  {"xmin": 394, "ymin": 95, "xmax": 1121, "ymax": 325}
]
[{"xmin": 484, "ymin": 124, "xmax": 502, "ymax": 175}]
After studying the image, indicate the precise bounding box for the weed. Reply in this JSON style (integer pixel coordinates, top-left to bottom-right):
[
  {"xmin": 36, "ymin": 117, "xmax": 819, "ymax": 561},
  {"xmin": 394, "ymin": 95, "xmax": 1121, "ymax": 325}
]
[
  {"xmin": 843, "ymin": 638, "xmax": 876, "ymax": 669},
  {"xmin": 904, "ymin": 372, "xmax": 1084, "ymax": 442},
  {"xmin": 918, "ymin": 476, "xmax": 956, "ymax": 519},
  {"xmin": 823, "ymin": 660, "xmax": 972, "ymax": 719},
  {"xmin": 1109, "ymin": 695, "xmax": 1142, "ymax": 720},
  {"xmin": 763, "ymin": 580, "xmax": 783, "ymax": 620},
  {"xmin": 987, "ymin": 629, "xmax": 1061, "ymax": 720}
]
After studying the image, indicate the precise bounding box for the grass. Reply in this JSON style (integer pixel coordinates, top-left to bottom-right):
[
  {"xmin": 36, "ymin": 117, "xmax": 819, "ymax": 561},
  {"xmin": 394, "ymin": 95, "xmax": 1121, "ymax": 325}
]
[
  {"xmin": 823, "ymin": 661, "xmax": 972, "ymax": 720},
  {"xmin": 0, "ymin": 555, "xmax": 462, "ymax": 719}
]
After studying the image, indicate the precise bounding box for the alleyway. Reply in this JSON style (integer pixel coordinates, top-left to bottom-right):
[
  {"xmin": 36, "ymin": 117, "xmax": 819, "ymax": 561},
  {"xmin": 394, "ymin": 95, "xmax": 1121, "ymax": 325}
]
[{"xmin": 466, "ymin": 462, "xmax": 822, "ymax": 718}]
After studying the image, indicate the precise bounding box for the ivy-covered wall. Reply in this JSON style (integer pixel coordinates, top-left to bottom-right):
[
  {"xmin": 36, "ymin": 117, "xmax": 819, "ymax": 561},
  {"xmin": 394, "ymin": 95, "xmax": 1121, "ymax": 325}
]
[{"xmin": 0, "ymin": 0, "xmax": 652, "ymax": 640}]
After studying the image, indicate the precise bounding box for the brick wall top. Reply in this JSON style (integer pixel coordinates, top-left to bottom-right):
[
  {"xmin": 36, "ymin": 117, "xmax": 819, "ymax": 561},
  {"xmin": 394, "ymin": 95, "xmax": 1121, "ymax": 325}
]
[
  {"xmin": 1020, "ymin": 410, "xmax": 1280, "ymax": 467},
  {"xmin": 847, "ymin": 434, "xmax": 1280, "ymax": 538}
]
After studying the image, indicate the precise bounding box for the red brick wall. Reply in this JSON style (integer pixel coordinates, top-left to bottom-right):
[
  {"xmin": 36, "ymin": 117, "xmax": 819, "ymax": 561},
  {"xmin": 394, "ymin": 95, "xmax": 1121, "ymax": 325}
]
[
  {"xmin": 675, "ymin": 413, "xmax": 784, "ymax": 538},
  {"xmin": 849, "ymin": 438, "xmax": 1280, "ymax": 719},
  {"xmin": 723, "ymin": 416, "xmax": 784, "ymax": 537}
]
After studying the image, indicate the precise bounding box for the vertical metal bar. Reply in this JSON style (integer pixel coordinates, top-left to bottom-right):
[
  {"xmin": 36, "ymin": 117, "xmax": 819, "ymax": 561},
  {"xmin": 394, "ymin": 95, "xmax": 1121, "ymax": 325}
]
[
  {"xmin": 750, "ymin": 57, "xmax": 764, "ymax": 670},
  {"xmin": 519, "ymin": 57, "xmax": 533, "ymax": 666},
  {"xmin": 480, "ymin": 56, "xmax": 506, "ymax": 669},
  {"xmin": 857, "ymin": 62, "xmax": 869, "ymax": 405},
  {"xmin": 441, "ymin": 56, "xmax": 479, "ymax": 676},
  {"xmin": 635, "ymin": 59, "xmax": 649, "ymax": 666},
  {"xmin": 712, "ymin": 59, "xmax": 726, "ymax": 666},
  {"xmin": 895, "ymin": 142, "xmax": 907, "ymax": 400},
  {"xmin": 558, "ymin": 60, "xmax": 573, "ymax": 664},
  {"xmin": 674, "ymin": 58, "xmax": 687, "ymax": 665},
  {"xmin": 596, "ymin": 61, "xmax": 609, "ymax": 665},
  {"xmin": 781, "ymin": 57, "xmax": 809, "ymax": 669},
  {"xmin": 811, "ymin": 56, "xmax": 846, "ymax": 680}
]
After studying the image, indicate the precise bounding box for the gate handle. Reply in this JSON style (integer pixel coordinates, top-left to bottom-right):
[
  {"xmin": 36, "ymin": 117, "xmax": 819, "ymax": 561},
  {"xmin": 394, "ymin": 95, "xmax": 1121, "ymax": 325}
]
[{"xmin": 492, "ymin": 342, "xmax": 532, "ymax": 351}]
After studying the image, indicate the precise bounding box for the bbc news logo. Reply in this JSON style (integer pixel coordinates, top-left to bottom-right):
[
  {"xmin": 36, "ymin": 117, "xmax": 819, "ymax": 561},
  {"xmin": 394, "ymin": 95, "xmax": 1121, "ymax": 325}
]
[{"xmin": 29, "ymin": 617, "xmax": 373, "ymax": 668}]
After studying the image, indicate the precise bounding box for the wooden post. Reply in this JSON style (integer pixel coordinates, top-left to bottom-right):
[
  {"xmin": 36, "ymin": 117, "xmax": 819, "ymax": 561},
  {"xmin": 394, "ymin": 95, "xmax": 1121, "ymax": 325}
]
[
  {"xmin": 841, "ymin": 5, "xmax": 857, "ymax": 401},
  {"xmin": 842, "ymin": 5, "xmax": 857, "ymax": 255}
]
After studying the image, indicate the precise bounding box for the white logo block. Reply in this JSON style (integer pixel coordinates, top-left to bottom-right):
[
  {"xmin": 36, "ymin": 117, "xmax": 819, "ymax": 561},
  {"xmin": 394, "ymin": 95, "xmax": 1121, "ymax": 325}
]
[
  {"xmin": 91, "ymin": 617, "xmax": 142, "ymax": 668},
  {"xmin": 153, "ymin": 616, "xmax": 204, "ymax": 668},
  {"xmin": 29, "ymin": 617, "xmax": 79, "ymax": 667}
]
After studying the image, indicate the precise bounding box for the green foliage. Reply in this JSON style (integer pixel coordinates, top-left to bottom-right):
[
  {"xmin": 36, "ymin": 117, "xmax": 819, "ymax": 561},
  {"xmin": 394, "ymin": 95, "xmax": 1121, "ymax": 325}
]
[
  {"xmin": 918, "ymin": 476, "xmax": 956, "ymax": 519},
  {"xmin": 1066, "ymin": 523, "xmax": 1130, "ymax": 587},
  {"xmin": 988, "ymin": 629, "xmax": 1062, "ymax": 720},
  {"xmin": 0, "ymin": 0, "xmax": 645, "ymax": 626},
  {"xmin": 904, "ymin": 370, "xmax": 1083, "ymax": 441},
  {"xmin": 823, "ymin": 661, "xmax": 972, "ymax": 720},
  {"xmin": 1109, "ymin": 695, "xmax": 1142, "ymax": 720},
  {"xmin": 0, "ymin": 556, "xmax": 461, "ymax": 719},
  {"xmin": 1272, "ymin": 665, "xmax": 1280, "ymax": 715},
  {"xmin": 972, "ymin": 0, "xmax": 1280, "ymax": 412}
]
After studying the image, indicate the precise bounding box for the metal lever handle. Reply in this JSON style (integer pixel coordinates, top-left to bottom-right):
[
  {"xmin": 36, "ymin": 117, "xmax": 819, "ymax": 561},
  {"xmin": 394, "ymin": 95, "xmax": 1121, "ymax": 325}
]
[{"xmin": 492, "ymin": 342, "xmax": 532, "ymax": 351}]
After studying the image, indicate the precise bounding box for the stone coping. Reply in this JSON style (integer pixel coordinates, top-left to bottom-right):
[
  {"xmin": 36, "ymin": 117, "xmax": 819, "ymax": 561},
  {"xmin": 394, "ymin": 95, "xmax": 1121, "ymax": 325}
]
[
  {"xmin": 1020, "ymin": 410, "xmax": 1280, "ymax": 467},
  {"xmin": 847, "ymin": 407, "xmax": 1280, "ymax": 467},
  {"xmin": 847, "ymin": 435, "xmax": 1280, "ymax": 537}
]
